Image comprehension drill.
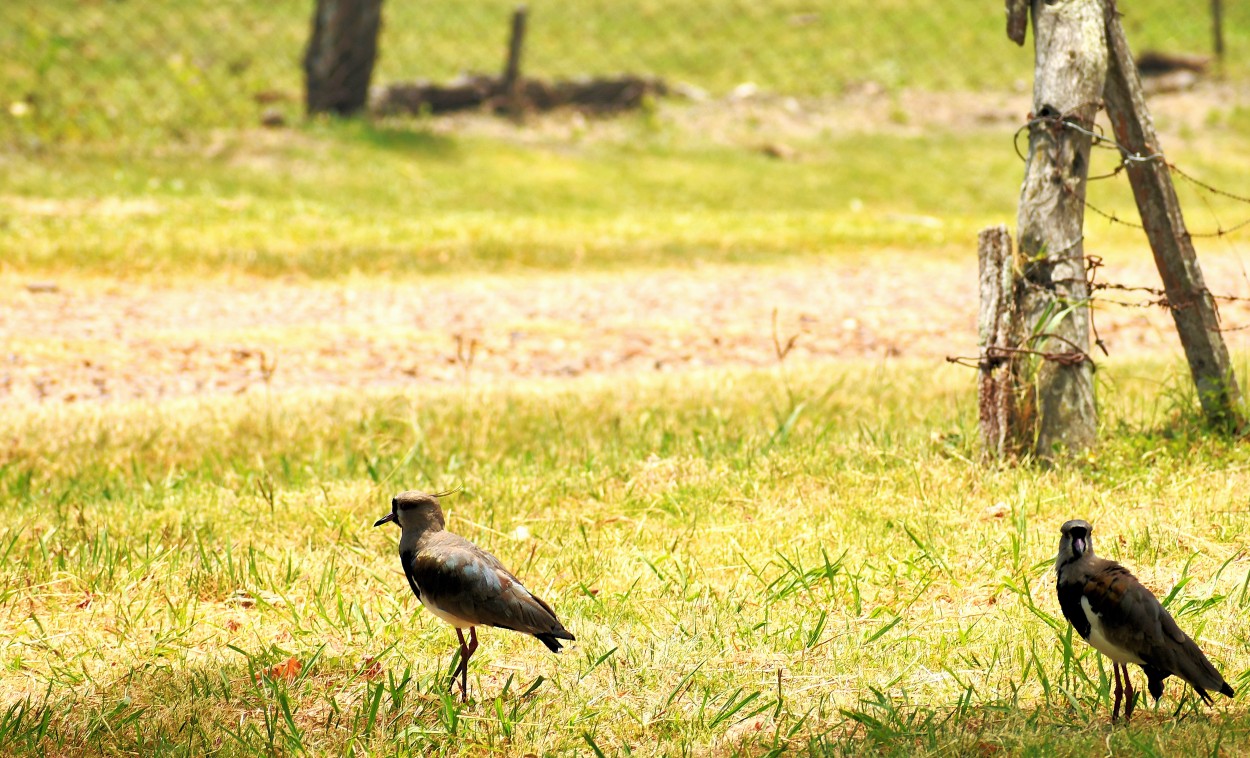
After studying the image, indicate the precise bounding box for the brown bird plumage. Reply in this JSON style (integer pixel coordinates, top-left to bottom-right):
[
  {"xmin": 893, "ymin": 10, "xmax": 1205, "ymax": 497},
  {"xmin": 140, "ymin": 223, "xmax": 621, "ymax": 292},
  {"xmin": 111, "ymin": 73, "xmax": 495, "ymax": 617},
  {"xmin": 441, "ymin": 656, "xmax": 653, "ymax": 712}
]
[
  {"xmin": 1055, "ymin": 519, "xmax": 1234, "ymax": 721},
  {"xmin": 375, "ymin": 490, "xmax": 574, "ymax": 700}
]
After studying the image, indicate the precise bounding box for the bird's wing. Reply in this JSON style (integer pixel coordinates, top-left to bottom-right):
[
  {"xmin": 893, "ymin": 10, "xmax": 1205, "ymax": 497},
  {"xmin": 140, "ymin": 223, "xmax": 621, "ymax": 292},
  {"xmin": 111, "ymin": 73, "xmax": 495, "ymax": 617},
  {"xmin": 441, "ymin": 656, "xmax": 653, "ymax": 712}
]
[
  {"xmin": 1085, "ymin": 562, "xmax": 1229, "ymax": 700},
  {"xmin": 409, "ymin": 537, "xmax": 571, "ymax": 639},
  {"xmin": 1083, "ymin": 562, "xmax": 1159, "ymax": 651}
]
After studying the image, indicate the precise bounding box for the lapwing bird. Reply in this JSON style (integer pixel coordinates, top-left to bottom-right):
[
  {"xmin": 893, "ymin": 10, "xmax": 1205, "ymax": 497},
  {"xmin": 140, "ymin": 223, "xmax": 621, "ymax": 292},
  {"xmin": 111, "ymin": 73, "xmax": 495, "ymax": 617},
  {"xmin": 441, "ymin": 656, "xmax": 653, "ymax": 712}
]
[
  {"xmin": 374, "ymin": 490, "xmax": 574, "ymax": 700},
  {"xmin": 1055, "ymin": 519, "xmax": 1234, "ymax": 721}
]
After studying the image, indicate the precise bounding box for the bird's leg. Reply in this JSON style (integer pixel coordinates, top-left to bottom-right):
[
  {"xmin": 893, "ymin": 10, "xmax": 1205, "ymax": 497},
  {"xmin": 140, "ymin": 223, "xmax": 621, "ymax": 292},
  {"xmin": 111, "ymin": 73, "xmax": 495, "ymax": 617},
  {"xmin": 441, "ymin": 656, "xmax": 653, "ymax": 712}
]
[
  {"xmin": 1111, "ymin": 662, "xmax": 1123, "ymax": 722},
  {"xmin": 450, "ymin": 628, "xmax": 470, "ymax": 695},
  {"xmin": 459, "ymin": 627, "xmax": 479, "ymax": 702},
  {"xmin": 1122, "ymin": 665, "xmax": 1135, "ymax": 721}
]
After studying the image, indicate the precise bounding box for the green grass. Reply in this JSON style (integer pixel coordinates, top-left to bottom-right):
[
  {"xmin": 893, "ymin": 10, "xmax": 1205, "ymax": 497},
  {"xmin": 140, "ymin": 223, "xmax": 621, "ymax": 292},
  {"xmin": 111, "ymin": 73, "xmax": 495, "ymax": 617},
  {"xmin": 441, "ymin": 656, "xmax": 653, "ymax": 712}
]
[
  {"xmin": 1, "ymin": 359, "xmax": 1249, "ymax": 755},
  {"xmin": 4, "ymin": 6, "xmax": 1250, "ymax": 753},
  {"xmin": 2, "ymin": 0, "xmax": 1246, "ymax": 144},
  {"xmin": 0, "ymin": 119, "xmax": 1008, "ymax": 278},
  {"xmin": 4, "ymin": 111, "xmax": 1250, "ymax": 279}
]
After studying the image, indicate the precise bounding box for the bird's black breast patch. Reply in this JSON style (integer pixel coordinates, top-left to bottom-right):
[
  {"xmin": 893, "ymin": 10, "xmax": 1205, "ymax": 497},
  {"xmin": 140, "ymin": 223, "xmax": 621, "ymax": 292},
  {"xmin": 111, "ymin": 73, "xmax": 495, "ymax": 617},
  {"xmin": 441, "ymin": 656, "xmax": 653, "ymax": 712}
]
[
  {"xmin": 400, "ymin": 548, "xmax": 422, "ymax": 600},
  {"xmin": 1057, "ymin": 581, "xmax": 1091, "ymax": 639}
]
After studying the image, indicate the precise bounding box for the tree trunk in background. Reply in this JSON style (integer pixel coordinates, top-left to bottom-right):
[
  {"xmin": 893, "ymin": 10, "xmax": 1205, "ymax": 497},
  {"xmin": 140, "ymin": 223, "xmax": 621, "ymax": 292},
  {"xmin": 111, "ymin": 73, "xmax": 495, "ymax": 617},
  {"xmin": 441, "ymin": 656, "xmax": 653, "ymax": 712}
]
[
  {"xmin": 1015, "ymin": 0, "xmax": 1106, "ymax": 457},
  {"xmin": 304, "ymin": 0, "xmax": 384, "ymax": 115}
]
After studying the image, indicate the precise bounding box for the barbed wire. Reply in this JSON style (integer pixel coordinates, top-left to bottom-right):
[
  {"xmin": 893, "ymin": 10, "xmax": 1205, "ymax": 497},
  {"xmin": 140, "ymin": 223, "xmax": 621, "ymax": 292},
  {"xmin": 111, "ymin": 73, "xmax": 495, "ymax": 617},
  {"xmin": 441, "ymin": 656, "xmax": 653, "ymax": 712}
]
[
  {"xmin": 1017, "ymin": 112, "xmax": 1167, "ymax": 166},
  {"xmin": 949, "ymin": 259, "xmax": 1250, "ymax": 372},
  {"xmin": 1091, "ymin": 281, "xmax": 1250, "ymax": 309},
  {"xmin": 1012, "ymin": 112, "xmax": 1164, "ymax": 172},
  {"xmin": 1017, "ymin": 112, "xmax": 1250, "ymax": 239},
  {"xmin": 951, "ymin": 265, "xmax": 1250, "ymax": 372},
  {"xmin": 946, "ymin": 339, "xmax": 1091, "ymax": 372},
  {"xmin": 1169, "ymin": 163, "xmax": 1250, "ymax": 238},
  {"xmin": 955, "ymin": 116, "xmax": 1250, "ymax": 373},
  {"xmin": 1090, "ymin": 252, "xmax": 1250, "ymax": 340},
  {"xmin": 1171, "ymin": 163, "xmax": 1250, "ymax": 205}
]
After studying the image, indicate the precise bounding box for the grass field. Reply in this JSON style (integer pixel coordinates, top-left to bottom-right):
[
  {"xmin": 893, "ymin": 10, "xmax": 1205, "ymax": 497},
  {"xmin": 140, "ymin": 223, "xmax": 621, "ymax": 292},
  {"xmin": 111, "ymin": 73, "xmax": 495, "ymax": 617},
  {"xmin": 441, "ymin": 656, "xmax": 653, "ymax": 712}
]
[
  {"xmin": 5, "ymin": 4, "xmax": 1250, "ymax": 755},
  {"xmin": 4, "ymin": 103, "xmax": 1250, "ymax": 280},
  {"xmin": 0, "ymin": 119, "xmax": 1011, "ymax": 278},
  {"xmin": 1, "ymin": 360, "xmax": 1249, "ymax": 755},
  {"xmin": 4, "ymin": 78, "xmax": 1250, "ymax": 758}
]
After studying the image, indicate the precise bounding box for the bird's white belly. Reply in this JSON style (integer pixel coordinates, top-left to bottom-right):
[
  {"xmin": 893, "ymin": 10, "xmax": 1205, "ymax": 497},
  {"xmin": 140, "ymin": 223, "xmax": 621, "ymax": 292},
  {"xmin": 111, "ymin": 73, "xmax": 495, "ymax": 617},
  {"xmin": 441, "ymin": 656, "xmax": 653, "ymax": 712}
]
[
  {"xmin": 1080, "ymin": 597, "xmax": 1144, "ymax": 665},
  {"xmin": 420, "ymin": 596, "xmax": 475, "ymax": 629}
]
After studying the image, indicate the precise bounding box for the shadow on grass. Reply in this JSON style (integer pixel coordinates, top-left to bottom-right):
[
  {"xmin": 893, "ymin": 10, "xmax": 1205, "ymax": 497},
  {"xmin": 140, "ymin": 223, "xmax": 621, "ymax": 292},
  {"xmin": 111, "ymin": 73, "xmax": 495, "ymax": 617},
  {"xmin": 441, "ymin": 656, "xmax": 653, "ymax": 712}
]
[
  {"xmin": 0, "ymin": 652, "xmax": 474, "ymax": 756},
  {"xmin": 311, "ymin": 116, "xmax": 460, "ymax": 159},
  {"xmin": 790, "ymin": 697, "xmax": 1242, "ymax": 757}
]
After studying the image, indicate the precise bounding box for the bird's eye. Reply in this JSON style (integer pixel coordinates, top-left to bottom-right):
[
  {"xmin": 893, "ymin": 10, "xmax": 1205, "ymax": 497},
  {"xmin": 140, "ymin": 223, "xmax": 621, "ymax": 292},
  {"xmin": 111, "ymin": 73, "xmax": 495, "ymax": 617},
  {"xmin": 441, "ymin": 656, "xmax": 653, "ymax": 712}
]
[{"xmin": 391, "ymin": 498, "xmax": 398, "ymax": 508}]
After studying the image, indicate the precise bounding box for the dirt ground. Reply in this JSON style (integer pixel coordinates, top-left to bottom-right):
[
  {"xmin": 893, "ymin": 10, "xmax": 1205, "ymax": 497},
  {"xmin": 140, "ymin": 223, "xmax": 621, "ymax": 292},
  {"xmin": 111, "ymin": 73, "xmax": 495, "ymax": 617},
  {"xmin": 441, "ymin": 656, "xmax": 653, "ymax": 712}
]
[
  {"xmin": 5, "ymin": 251, "xmax": 1250, "ymax": 406},
  {"xmin": 5, "ymin": 82, "xmax": 1250, "ymax": 407}
]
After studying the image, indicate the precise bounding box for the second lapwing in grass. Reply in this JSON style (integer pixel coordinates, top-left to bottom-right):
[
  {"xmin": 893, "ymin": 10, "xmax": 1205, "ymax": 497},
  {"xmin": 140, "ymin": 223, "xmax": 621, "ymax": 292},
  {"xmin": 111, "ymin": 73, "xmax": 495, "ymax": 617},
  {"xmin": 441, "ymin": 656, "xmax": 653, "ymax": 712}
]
[
  {"xmin": 1055, "ymin": 519, "xmax": 1234, "ymax": 722},
  {"xmin": 375, "ymin": 490, "xmax": 574, "ymax": 700}
]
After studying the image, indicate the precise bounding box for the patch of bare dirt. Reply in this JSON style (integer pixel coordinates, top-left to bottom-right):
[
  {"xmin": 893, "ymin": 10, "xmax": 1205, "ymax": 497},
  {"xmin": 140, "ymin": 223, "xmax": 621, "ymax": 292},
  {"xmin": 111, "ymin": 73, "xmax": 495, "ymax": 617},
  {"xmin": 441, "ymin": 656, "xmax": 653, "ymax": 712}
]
[
  {"xmin": 4, "ymin": 252, "xmax": 1250, "ymax": 406},
  {"xmin": 0, "ymin": 196, "xmax": 164, "ymax": 219}
]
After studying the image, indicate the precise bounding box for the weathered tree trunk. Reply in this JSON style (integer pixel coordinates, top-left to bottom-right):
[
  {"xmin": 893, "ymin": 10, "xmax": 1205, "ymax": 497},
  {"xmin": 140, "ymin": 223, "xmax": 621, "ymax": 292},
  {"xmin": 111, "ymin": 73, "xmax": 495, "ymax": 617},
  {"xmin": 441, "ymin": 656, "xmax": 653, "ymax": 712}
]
[
  {"xmin": 1015, "ymin": 0, "xmax": 1106, "ymax": 457},
  {"xmin": 1103, "ymin": 3, "xmax": 1244, "ymax": 428},
  {"xmin": 304, "ymin": 0, "xmax": 384, "ymax": 116},
  {"xmin": 978, "ymin": 225, "xmax": 1026, "ymax": 459}
]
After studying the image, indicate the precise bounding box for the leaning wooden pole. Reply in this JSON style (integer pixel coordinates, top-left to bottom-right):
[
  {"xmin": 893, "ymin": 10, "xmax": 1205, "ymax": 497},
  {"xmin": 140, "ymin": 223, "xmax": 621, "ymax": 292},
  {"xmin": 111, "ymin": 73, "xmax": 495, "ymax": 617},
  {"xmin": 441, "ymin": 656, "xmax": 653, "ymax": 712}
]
[
  {"xmin": 1102, "ymin": 1, "xmax": 1244, "ymax": 428},
  {"xmin": 1013, "ymin": 0, "xmax": 1106, "ymax": 456}
]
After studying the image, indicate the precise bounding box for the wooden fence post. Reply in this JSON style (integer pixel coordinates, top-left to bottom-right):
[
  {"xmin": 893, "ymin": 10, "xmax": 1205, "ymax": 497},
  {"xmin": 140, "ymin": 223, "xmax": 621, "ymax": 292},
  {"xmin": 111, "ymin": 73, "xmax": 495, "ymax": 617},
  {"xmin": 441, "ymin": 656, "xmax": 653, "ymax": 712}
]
[
  {"xmin": 304, "ymin": 0, "xmax": 385, "ymax": 116},
  {"xmin": 978, "ymin": 225, "xmax": 1025, "ymax": 459},
  {"xmin": 1102, "ymin": 2, "xmax": 1245, "ymax": 428},
  {"xmin": 1006, "ymin": 0, "xmax": 1029, "ymax": 46},
  {"xmin": 1212, "ymin": 0, "xmax": 1225, "ymax": 63},
  {"xmin": 501, "ymin": 6, "xmax": 529, "ymax": 116},
  {"xmin": 1014, "ymin": 0, "xmax": 1106, "ymax": 457}
]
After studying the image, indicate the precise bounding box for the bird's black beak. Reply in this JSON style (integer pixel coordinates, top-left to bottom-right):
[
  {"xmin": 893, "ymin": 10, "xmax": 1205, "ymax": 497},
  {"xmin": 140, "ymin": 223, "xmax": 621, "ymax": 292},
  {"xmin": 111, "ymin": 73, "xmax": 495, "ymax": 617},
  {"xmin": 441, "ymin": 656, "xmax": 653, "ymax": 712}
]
[
  {"xmin": 1068, "ymin": 525, "xmax": 1089, "ymax": 556},
  {"xmin": 374, "ymin": 512, "xmax": 397, "ymax": 527}
]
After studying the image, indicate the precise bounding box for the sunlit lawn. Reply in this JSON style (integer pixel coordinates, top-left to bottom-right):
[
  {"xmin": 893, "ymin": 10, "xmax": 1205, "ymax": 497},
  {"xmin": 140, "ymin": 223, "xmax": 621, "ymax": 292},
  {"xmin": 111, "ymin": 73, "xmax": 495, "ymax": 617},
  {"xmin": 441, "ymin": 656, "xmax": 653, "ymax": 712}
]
[
  {"xmin": 4, "ymin": 106, "xmax": 1250, "ymax": 281},
  {"xmin": 0, "ymin": 360, "xmax": 1248, "ymax": 755},
  {"xmin": 4, "ymin": 4, "xmax": 1250, "ymax": 754}
]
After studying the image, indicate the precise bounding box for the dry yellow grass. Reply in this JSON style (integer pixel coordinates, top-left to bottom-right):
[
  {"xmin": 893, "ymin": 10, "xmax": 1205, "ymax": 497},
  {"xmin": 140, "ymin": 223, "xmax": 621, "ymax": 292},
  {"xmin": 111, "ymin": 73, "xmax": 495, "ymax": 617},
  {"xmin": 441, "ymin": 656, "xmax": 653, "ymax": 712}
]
[{"xmin": 1, "ymin": 360, "xmax": 1248, "ymax": 755}]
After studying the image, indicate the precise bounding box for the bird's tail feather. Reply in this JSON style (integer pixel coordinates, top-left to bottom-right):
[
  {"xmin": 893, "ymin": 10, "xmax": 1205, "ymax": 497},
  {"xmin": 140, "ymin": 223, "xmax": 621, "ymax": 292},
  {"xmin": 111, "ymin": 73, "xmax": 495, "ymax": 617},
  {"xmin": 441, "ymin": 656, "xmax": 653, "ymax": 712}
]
[
  {"xmin": 534, "ymin": 631, "xmax": 574, "ymax": 653},
  {"xmin": 1173, "ymin": 639, "xmax": 1233, "ymax": 701}
]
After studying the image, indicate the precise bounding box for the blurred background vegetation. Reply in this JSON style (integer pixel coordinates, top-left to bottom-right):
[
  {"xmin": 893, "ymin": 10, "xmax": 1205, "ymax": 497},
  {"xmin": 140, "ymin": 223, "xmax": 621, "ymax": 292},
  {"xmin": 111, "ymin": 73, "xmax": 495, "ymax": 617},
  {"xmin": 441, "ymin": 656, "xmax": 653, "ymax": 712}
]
[{"xmin": 1, "ymin": 0, "xmax": 1244, "ymax": 146}]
